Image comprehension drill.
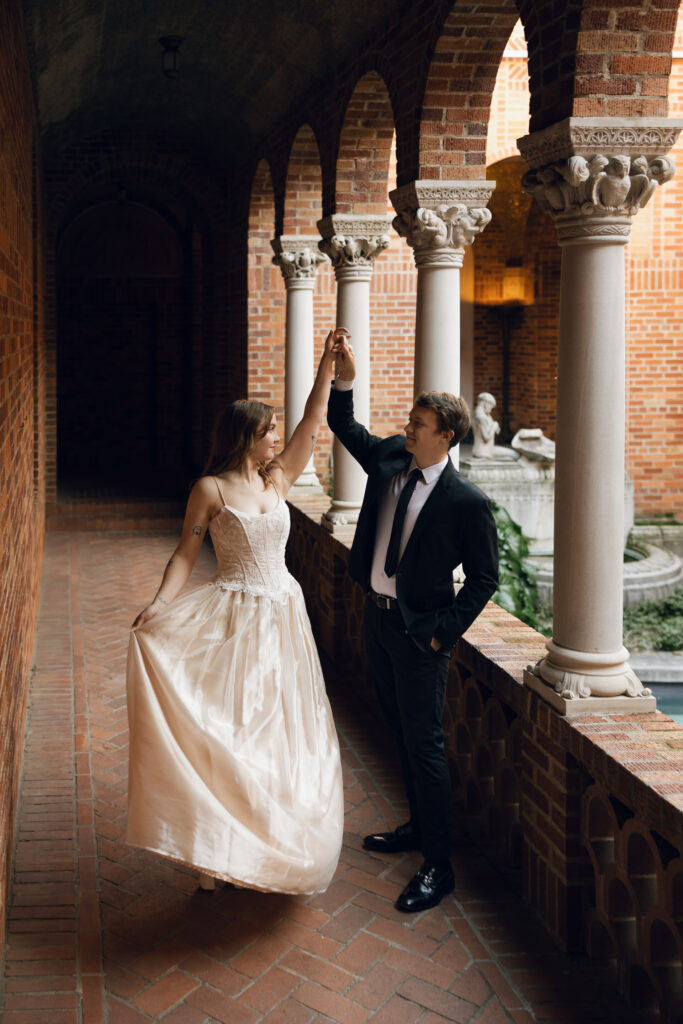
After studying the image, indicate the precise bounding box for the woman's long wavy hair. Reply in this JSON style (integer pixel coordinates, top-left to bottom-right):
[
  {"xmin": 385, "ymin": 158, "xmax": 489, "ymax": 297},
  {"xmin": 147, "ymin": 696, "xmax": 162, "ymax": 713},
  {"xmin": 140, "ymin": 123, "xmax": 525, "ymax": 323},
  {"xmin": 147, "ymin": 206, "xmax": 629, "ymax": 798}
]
[{"xmin": 203, "ymin": 400, "xmax": 275, "ymax": 485}]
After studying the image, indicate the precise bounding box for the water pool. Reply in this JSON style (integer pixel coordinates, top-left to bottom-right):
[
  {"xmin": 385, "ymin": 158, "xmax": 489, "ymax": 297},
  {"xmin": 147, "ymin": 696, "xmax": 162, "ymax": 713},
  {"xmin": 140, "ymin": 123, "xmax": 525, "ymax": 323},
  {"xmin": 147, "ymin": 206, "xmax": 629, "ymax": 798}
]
[{"xmin": 651, "ymin": 684, "xmax": 683, "ymax": 726}]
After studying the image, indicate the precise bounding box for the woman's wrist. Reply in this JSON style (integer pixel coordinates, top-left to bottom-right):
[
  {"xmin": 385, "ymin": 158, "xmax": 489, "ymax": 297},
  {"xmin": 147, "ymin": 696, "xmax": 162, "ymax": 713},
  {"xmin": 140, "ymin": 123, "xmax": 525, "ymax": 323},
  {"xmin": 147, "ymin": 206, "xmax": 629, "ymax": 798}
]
[{"xmin": 154, "ymin": 595, "xmax": 169, "ymax": 606}]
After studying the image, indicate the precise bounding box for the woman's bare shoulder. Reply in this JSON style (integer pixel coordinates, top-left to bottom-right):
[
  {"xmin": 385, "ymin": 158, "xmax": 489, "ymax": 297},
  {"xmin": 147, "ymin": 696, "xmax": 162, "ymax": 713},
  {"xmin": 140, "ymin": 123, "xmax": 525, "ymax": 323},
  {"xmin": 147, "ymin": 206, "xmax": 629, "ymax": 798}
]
[{"xmin": 187, "ymin": 475, "xmax": 224, "ymax": 515}]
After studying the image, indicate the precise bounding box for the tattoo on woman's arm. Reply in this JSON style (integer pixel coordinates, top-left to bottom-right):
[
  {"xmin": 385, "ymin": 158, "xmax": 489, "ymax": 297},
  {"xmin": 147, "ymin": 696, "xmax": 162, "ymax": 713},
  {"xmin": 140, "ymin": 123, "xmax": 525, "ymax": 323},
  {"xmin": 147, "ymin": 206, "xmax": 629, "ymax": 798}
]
[
  {"xmin": 311, "ymin": 434, "xmax": 317, "ymax": 453},
  {"xmin": 192, "ymin": 525, "xmax": 203, "ymax": 536}
]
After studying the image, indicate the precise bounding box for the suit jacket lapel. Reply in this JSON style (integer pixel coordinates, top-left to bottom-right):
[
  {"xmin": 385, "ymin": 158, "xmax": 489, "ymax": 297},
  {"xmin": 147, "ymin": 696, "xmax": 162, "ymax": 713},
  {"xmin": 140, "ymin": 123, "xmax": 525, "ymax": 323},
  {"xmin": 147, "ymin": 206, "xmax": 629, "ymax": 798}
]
[{"xmin": 367, "ymin": 452, "xmax": 412, "ymax": 503}]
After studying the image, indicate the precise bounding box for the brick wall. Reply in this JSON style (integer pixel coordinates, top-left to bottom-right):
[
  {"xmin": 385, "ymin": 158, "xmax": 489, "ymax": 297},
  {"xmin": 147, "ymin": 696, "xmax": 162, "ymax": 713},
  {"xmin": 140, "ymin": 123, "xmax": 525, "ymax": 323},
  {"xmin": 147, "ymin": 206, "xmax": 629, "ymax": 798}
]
[
  {"xmin": 624, "ymin": 15, "xmax": 683, "ymax": 516},
  {"xmin": 0, "ymin": 0, "xmax": 45, "ymax": 963},
  {"xmin": 248, "ymin": 160, "xmax": 286, "ymax": 419},
  {"xmin": 572, "ymin": 1, "xmax": 678, "ymax": 121}
]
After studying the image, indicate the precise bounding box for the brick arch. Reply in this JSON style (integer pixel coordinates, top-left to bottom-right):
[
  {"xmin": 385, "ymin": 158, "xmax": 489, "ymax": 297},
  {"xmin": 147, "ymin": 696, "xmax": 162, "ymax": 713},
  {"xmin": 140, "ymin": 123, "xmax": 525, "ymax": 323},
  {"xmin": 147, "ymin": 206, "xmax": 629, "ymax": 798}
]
[
  {"xmin": 419, "ymin": 0, "xmax": 521, "ymax": 180},
  {"xmin": 570, "ymin": 0, "xmax": 679, "ymax": 123},
  {"xmin": 487, "ymin": 19, "xmax": 531, "ymax": 167},
  {"xmin": 334, "ymin": 71, "xmax": 396, "ymax": 214},
  {"xmin": 47, "ymin": 142, "xmax": 225, "ymax": 250},
  {"xmin": 247, "ymin": 160, "xmax": 285, "ymax": 416},
  {"xmin": 283, "ymin": 124, "xmax": 324, "ymax": 235},
  {"xmin": 522, "ymin": 0, "xmax": 680, "ymax": 132}
]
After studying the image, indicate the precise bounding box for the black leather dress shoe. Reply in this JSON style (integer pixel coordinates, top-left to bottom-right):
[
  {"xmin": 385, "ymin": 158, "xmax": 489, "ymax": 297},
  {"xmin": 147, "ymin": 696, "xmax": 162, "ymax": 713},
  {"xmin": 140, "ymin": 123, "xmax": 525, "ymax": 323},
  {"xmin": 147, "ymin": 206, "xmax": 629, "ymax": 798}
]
[
  {"xmin": 395, "ymin": 861, "xmax": 455, "ymax": 913},
  {"xmin": 362, "ymin": 823, "xmax": 422, "ymax": 853}
]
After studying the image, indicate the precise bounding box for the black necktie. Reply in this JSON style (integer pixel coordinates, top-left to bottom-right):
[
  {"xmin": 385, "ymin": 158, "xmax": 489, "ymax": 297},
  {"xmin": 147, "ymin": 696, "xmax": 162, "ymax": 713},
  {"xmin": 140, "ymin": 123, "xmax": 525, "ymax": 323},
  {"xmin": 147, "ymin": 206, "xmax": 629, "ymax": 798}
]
[{"xmin": 384, "ymin": 468, "xmax": 423, "ymax": 578}]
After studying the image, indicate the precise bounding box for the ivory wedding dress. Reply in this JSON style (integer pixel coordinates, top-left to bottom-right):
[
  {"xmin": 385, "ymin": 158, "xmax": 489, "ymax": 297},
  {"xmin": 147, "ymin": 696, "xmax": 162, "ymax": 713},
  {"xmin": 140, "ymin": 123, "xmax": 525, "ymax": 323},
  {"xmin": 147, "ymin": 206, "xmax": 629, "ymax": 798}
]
[{"xmin": 126, "ymin": 488, "xmax": 343, "ymax": 894}]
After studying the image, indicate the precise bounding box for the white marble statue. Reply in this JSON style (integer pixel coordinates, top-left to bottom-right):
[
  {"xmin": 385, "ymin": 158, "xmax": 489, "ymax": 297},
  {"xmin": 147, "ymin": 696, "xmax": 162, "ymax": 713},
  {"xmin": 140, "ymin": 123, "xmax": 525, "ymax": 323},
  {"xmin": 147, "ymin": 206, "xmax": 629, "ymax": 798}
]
[
  {"xmin": 472, "ymin": 392, "xmax": 501, "ymax": 458},
  {"xmin": 511, "ymin": 428, "xmax": 556, "ymax": 463}
]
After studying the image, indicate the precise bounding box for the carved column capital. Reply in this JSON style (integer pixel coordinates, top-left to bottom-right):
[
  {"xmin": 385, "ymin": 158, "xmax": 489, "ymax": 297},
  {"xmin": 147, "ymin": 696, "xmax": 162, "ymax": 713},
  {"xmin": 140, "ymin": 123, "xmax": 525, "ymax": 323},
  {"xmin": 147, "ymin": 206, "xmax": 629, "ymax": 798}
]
[
  {"xmin": 518, "ymin": 117, "xmax": 683, "ymax": 246},
  {"xmin": 317, "ymin": 215, "xmax": 392, "ymax": 281},
  {"xmin": 390, "ymin": 181, "xmax": 495, "ymax": 267},
  {"xmin": 271, "ymin": 235, "xmax": 328, "ymax": 289}
]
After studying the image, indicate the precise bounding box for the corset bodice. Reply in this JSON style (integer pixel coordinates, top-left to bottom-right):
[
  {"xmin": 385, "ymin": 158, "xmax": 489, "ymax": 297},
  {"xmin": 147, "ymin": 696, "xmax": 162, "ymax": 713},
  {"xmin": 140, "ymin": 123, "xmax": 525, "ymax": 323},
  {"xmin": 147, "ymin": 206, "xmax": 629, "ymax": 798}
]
[{"xmin": 208, "ymin": 494, "xmax": 294, "ymax": 597}]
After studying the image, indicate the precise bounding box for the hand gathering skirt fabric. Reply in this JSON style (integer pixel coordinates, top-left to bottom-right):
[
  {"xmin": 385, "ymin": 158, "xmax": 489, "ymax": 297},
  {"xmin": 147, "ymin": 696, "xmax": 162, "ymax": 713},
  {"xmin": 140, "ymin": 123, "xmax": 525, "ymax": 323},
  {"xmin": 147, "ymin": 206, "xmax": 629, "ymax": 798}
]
[{"xmin": 126, "ymin": 579, "xmax": 344, "ymax": 894}]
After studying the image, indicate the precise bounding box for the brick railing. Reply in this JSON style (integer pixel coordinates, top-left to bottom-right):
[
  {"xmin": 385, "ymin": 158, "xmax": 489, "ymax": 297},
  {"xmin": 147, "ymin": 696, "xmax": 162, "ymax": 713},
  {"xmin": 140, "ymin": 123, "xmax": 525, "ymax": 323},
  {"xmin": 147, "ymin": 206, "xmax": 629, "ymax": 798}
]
[{"xmin": 286, "ymin": 495, "xmax": 683, "ymax": 1020}]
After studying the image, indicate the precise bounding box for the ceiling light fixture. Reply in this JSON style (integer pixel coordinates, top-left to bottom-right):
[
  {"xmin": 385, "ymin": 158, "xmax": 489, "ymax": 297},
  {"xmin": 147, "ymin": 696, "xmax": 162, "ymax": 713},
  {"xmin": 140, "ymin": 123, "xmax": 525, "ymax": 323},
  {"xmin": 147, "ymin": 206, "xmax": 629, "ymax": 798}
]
[{"xmin": 158, "ymin": 36, "xmax": 184, "ymax": 79}]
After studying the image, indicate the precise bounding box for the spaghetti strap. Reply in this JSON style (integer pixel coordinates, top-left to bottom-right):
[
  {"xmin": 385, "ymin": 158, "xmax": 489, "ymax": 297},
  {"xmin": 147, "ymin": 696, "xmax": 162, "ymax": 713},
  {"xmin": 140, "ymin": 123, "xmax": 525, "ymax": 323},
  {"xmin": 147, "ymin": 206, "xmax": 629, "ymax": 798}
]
[{"xmin": 213, "ymin": 476, "xmax": 227, "ymax": 507}]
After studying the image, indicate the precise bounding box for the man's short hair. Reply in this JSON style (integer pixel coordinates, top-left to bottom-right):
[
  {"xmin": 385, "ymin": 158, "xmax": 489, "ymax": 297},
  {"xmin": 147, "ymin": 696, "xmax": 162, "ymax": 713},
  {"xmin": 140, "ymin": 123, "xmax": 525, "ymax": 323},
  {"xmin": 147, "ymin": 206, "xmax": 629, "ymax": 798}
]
[{"xmin": 415, "ymin": 392, "xmax": 470, "ymax": 449}]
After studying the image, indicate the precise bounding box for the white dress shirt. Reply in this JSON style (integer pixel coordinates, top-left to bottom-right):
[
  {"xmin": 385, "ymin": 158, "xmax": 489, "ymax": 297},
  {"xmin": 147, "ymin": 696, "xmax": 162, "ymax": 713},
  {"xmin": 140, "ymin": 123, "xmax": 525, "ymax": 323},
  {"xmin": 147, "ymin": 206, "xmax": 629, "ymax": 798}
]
[
  {"xmin": 370, "ymin": 455, "xmax": 449, "ymax": 598},
  {"xmin": 333, "ymin": 378, "xmax": 449, "ymax": 597}
]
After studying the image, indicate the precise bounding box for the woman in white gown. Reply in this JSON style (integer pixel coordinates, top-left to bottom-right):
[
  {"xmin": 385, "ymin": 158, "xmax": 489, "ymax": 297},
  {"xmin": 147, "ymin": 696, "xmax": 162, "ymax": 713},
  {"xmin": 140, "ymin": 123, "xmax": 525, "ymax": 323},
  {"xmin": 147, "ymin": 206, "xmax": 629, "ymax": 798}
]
[{"xmin": 126, "ymin": 329, "xmax": 347, "ymax": 894}]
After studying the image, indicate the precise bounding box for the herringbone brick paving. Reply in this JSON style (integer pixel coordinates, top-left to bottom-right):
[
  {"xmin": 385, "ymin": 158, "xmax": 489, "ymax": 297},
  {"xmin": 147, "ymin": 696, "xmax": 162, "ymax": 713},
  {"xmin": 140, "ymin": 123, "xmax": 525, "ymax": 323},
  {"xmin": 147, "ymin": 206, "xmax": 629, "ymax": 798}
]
[{"xmin": 1, "ymin": 533, "xmax": 634, "ymax": 1023}]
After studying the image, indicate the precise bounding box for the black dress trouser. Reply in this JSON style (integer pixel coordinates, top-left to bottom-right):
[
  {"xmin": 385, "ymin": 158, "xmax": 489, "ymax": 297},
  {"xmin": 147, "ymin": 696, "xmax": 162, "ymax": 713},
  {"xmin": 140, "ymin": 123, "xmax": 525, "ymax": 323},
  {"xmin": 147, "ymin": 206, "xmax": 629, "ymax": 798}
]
[{"xmin": 362, "ymin": 598, "xmax": 452, "ymax": 865}]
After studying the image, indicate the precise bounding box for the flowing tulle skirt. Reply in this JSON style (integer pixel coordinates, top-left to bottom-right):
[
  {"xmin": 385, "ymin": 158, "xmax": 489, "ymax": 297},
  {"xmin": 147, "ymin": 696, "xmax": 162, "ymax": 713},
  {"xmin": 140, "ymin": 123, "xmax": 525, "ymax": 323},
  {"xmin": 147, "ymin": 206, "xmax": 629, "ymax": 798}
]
[{"xmin": 126, "ymin": 579, "xmax": 343, "ymax": 894}]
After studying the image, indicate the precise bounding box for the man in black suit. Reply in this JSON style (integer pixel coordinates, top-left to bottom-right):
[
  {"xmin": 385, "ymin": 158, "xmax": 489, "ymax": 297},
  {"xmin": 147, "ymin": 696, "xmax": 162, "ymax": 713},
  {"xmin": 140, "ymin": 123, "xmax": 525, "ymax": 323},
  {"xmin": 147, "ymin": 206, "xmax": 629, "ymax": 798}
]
[{"xmin": 328, "ymin": 336, "xmax": 498, "ymax": 912}]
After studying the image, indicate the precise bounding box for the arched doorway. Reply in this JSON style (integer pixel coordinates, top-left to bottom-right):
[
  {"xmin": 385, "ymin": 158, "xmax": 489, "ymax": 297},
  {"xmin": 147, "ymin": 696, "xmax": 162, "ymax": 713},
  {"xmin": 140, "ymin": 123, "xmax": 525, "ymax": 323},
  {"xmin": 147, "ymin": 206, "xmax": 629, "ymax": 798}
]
[{"xmin": 56, "ymin": 199, "xmax": 194, "ymax": 497}]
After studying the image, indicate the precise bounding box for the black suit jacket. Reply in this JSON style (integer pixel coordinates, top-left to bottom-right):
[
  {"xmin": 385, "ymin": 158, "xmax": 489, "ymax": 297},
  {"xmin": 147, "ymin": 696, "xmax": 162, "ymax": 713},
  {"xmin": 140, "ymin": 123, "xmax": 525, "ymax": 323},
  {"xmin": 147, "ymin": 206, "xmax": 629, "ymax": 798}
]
[{"xmin": 327, "ymin": 387, "xmax": 498, "ymax": 652}]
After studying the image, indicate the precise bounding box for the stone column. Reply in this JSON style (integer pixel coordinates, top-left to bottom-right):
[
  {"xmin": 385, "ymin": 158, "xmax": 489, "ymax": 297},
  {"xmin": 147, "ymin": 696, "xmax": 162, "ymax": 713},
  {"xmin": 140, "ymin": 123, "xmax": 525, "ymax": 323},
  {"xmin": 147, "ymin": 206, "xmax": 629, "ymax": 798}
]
[
  {"xmin": 518, "ymin": 117, "xmax": 682, "ymax": 711},
  {"xmin": 271, "ymin": 236, "xmax": 328, "ymax": 492},
  {"xmin": 390, "ymin": 181, "xmax": 494, "ymax": 398},
  {"xmin": 317, "ymin": 215, "xmax": 392, "ymax": 531}
]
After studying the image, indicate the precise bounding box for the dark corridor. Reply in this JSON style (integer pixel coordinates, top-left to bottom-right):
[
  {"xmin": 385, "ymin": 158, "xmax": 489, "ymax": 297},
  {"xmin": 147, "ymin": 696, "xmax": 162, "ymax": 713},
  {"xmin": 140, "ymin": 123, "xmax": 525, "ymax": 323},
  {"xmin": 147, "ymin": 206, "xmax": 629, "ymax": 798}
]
[{"xmin": 56, "ymin": 198, "xmax": 197, "ymax": 500}]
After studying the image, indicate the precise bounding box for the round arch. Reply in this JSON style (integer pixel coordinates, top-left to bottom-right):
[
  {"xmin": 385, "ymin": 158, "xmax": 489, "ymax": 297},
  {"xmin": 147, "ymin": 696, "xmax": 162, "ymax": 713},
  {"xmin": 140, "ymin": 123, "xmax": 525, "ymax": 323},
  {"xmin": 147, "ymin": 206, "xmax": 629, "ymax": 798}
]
[
  {"xmin": 283, "ymin": 124, "xmax": 324, "ymax": 235},
  {"xmin": 335, "ymin": 71, "xmax": 396, "ymax": 214},
  {"xmin": 44, "ymin": 137, "xmax": 228, "ymax": 503},
  {"xmin": 419, "ymin": 0, "xmax": 520, "ymax": 180}
]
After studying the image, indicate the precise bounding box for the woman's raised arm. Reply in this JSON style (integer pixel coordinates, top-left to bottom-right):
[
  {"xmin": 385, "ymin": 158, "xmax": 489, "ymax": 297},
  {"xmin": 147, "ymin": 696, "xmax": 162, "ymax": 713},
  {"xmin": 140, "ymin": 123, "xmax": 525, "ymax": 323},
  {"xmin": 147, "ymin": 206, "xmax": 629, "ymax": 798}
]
[{"xmin": 270, "ymin": 327, "xmax": 349, "ymax": 492}]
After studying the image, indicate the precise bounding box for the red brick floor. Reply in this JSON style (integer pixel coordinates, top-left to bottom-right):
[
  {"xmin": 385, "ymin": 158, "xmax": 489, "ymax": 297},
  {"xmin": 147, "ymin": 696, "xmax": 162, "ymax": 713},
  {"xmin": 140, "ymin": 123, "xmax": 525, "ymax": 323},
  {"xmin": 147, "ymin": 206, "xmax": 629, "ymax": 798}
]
[{"xmin": 1, "ymin": 533, "xmax": 635, "ymax": 1024}]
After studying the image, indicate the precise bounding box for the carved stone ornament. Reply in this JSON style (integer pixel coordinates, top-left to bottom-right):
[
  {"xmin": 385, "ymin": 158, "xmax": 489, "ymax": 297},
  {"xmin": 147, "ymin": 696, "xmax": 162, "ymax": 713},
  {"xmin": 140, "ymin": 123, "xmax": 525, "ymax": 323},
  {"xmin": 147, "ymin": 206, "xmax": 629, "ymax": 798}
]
[
  {"xmin": 393, "ymin": 204, "xmax": 493, "ymax": 265},
  {"xmin": 316, "ymin": 215, "xmax": 392, "ymax": 274},
  {"xmin": 518, "ymin": 117, "xmax": 683, "ymax": 169},
  {"xmin": 528, "ymin": 639, "xmax": 653, "ymax": 703},
  {"xmin": 389, "ymin": 180, "xmax": 495, "ymax": 265},
  {"xmin": 521, "ymin": 152, "xmax": 676, "ymax": 244},
  {"xmin": 390, "ymin": 180, "xmax": 496, "ymax": 211},
  {"xmin": 518, "ymin": 117, "xmax": 682, "ymax": 244},
  {"xmin": 318, "ymin": 232, "xmax": 390, "ymax": 271},
  {"xmin": 271, "ymin": 236, "xmax": 328, "ymax": 282}
]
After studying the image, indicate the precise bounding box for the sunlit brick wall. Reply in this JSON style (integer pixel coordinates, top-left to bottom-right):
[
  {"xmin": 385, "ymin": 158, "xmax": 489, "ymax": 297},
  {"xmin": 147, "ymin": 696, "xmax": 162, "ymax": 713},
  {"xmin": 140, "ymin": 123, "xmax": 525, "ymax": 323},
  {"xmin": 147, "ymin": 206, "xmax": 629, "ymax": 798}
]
[{"xmin": 624, "ymin": 11, "xmax": 683, "ymax": 516}]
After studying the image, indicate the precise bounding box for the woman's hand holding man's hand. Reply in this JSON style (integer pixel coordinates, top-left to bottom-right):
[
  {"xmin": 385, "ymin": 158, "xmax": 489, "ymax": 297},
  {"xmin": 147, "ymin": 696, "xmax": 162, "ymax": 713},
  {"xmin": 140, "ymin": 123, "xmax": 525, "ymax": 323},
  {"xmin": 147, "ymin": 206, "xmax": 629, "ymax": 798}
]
[{"xmin": 333, "ymin": 331, "xmax": 356, "ymax": 382}]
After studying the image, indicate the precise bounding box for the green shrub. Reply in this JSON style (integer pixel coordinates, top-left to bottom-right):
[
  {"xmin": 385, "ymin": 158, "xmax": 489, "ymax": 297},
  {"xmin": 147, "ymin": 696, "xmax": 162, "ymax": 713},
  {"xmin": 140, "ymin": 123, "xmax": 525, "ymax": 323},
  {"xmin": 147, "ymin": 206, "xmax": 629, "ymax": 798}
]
[
  {"xmin": 623, "ymin": 586, "xmax": 683, "ymax": 652},
  {"xmin": 490, "ymin": 500, "xmax": 541, "ymax": 631}
]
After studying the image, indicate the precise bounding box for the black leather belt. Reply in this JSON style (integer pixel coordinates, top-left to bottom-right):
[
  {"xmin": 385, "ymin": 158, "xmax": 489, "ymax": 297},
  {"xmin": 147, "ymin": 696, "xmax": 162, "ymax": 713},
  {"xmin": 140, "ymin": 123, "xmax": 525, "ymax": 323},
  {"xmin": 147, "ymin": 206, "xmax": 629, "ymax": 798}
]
[{"xmin": 368, "ymin": 589, "xmax": 399, "ymax": 611}]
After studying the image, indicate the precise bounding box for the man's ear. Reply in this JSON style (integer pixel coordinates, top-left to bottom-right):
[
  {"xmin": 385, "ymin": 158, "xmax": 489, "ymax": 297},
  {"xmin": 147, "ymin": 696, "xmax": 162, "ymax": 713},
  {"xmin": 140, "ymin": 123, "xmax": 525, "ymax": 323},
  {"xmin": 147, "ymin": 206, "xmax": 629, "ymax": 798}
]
[{"xmin": 442, "ymin": 430, "xmax": 455, "ymax": 445}]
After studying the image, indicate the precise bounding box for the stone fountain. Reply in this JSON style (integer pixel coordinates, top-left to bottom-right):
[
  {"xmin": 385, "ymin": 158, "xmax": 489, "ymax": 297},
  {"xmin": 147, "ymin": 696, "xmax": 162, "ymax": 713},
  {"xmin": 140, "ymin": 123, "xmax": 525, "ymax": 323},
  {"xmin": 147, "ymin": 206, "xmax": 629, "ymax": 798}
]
[{"xmin": 460, "ymin": 393, "xmax": 681, "ymax": 607}]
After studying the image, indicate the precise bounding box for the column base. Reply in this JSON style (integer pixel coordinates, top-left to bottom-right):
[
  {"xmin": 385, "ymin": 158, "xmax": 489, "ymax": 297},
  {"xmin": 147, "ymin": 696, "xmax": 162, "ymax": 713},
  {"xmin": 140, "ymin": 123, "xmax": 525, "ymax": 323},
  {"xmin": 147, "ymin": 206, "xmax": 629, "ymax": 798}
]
[
  {"xmin": 525, "ymin": 639, "xmax": 655, "ymax": 714},
  {"xmin": 320, "ymin": 501, "xmax": 361, "ymax": 533},
  {"xmin": 289, "ymin": 468, "xmax": 324, "ymax": 494}
]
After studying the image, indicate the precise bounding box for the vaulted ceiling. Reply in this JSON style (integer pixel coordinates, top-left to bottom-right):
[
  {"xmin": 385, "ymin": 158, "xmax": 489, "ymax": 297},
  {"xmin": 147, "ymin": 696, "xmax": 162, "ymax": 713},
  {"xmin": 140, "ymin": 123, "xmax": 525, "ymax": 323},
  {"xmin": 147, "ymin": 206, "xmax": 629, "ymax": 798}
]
[{"xmin": 22, "ymin": 0, "xmax": 404, "ymax": 170}]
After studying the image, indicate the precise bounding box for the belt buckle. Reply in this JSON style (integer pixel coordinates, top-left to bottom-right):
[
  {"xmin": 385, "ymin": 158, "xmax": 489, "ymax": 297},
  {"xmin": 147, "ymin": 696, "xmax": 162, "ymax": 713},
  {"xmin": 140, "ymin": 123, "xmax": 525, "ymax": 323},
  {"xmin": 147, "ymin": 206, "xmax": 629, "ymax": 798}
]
[{"xmin": 377, "ymin": 592, "xmax": 392, "ymax": 610}]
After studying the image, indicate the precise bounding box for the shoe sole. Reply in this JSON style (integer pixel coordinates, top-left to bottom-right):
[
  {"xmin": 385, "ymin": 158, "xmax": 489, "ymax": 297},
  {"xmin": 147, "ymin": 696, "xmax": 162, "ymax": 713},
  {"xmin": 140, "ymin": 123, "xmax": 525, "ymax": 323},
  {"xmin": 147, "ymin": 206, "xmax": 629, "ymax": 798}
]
[{"xmin": 362, "ymin": 836, "xmax": 422, "ymax": 853}]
